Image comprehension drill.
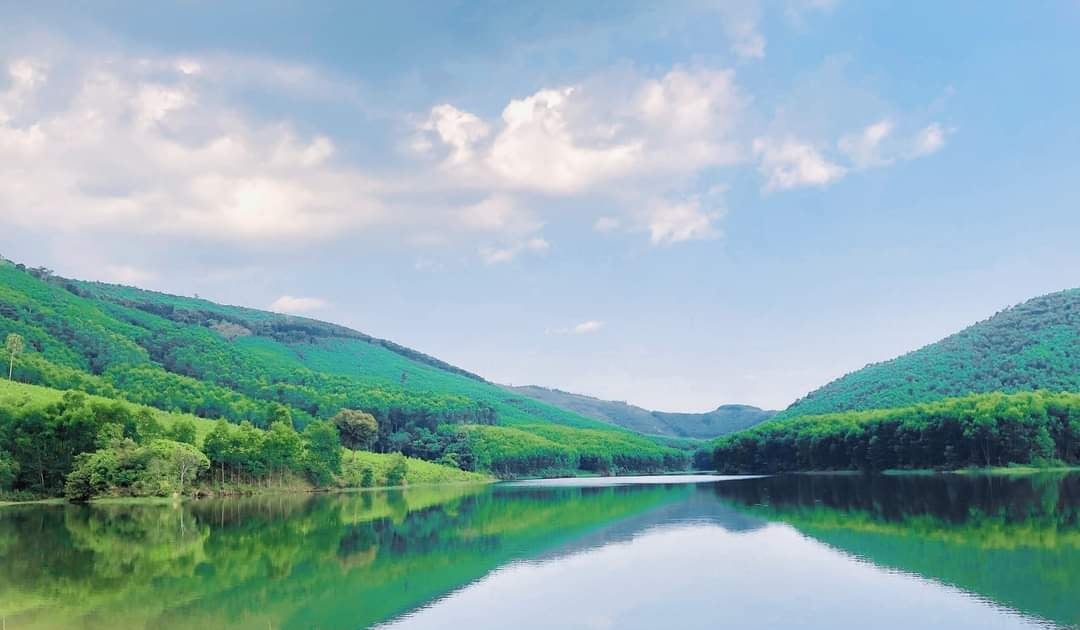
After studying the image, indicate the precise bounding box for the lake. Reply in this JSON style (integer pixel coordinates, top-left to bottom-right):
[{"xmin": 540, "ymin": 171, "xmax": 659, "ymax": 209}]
[{"xmin": 1, "ymin": 472, "xmax": 1078, "ymax": 629}]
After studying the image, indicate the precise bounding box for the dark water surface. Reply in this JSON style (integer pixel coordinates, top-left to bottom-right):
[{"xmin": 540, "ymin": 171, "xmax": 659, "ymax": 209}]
[{"xmin": 1, "ymin": 473, "xmax": 1078, "ymax": 629}]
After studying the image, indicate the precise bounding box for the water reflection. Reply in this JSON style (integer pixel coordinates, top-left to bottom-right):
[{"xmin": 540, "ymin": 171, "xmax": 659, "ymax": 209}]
[{"xmin": 0, "ymin": 473, "xmax": 1077, "ymax": 629}]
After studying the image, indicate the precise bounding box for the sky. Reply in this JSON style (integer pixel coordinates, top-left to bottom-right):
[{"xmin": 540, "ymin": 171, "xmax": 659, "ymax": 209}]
[{"xmin": 1, "ymin": 1, "xmax": 1079, "ymax": 413}]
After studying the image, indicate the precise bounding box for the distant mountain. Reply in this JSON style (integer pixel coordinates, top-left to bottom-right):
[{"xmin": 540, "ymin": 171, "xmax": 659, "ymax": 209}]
[
  {"xmin": 779, "ymin": 288, "xmax": 1080, "ymax": 419},
  {"xmin": 508, "ymin": 385, "xmax": 776, "ymax": 439}
]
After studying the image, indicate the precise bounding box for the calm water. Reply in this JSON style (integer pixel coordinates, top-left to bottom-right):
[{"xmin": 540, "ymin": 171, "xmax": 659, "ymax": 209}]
[{"xmin": 1, "ymin": 473, "xmax": 1078, "ymax": 629}]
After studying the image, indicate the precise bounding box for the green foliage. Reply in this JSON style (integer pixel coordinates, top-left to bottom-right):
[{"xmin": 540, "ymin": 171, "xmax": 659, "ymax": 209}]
[
  {"xmin": 0, "ymin": 449, "xmax": 18, "ymax": 490},
  {"xmin": 781, "ymin": 288, "xmax": 1080, "ymax": 418},
  {"xmin": 168, "ymin": 418, "xmax": 198, "ymax": 445},
  {"xmin": 1, "ymin": 380, "xmax": 484, "ymax": 499},
  {"xmin": 302, "ymin": 420, "xmax": 342, "ymax": 485},
  {"xmin": 460, "ymin": 424, "xmax": 688, "ymax": 476},
  {"xmin": 385, "ymin": 454, "xmax": 409, "ymax": 487},
  {"xmin": 64, "ymin": 438, "xmax": 209, "ymax": 500},
  {"xmin": 333, "ymin": 408, "xmax": 379, "ymax": 450},
  {"xmin": 714, "ymin": 390, "xmax": 1080, "ymax": 473}
]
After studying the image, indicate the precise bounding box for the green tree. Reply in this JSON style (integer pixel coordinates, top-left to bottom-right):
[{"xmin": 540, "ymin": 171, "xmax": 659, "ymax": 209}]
[
  {"xmin": 386, "ymin": 454, "xmax": 409, "ymax": 487},
  {"xmin": 265, "ymin": 420, "xmax": 302, "ymax": 485},
  {"xmin": 5, "ymin": 332, "xmax": 24, "ymax": 380},
  {"xmin": 168, "ymin": 419, "xmax": 198, "ymax": 446},
  {"xmin": 148, "ymin": 439, "xmax": 209, "ymax": 492},
  {"xmin": 0, "ymin": 450, "xmax": 19, "ymax": 491},
  {"xmin": 332, "ymin": 409, "xmax": 379, "ymax": 451},
  {"xmin": 301, "ymin": 420, "xmax": 341, "ymax": 486}
]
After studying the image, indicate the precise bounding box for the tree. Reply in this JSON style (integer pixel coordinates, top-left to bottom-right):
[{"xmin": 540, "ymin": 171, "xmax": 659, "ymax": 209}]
[
  {"xmin": 168, "ymin": 419, "xmax": 198, "ymax": 446},
  {"xmin": 386, "ymin": 454, "xmax": 409, "ymax": 487},
  {"xmin": 0, "ymin": 450, "xmax": 18, "ymax": 491},
  {"xmin": 5, "ymin": 333, "xmax": 24, "ymax": 380},
  {"xmin": 202, "ymin": 420, "xmax": 232, "ymax": 486},
  {"xmin": 302, "ymin": 420, "xmax": 341, "ymax": 486},
  {"xmin": 148, "ymin": 439, "xmax": 209, "ymax": 492},
  {"xmin": 332, "ymin": 409, "xmax": 379, "ymax": 451},
  {"xmin": 264, "ymin": 421, "xmax": 302, "ymax": 484}
]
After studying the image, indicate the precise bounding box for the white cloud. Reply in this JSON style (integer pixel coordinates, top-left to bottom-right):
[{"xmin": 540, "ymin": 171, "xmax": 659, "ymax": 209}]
[
  {"xmin": 911, "ymin": 122, "xmax": 949, "ymax": 157},
  {"xmin": 835, "ymin": 119, "xmax": 950, "ymax": 171},
  {"xmin": 648, "ymin": 197, "xmax": 723, "ymax": 244},
  {"xmin": 553, "ymin": 320, "xmax": 605, "ymax": 335},
  {"xmin": 415, "ymin": 67, "xmax": 744, "ymax": 251},
  {"xmin": 415, "ymin": 67, "xmax": 743, "ymax": 197},
  {"xmin": 269, "ymin": 295, "xmax": 329, "ymax": 314},
  {"xmin": 416, "ymin": 104, "xmax": 490, "ymax": 165},
  {"xmin": 0, "ymin": 52, "xmax": 385, "ymax": 244},
  {"xmin": 753, "ymin": 137, "xmax": 847, "ymax": 191},
  {"xmin": 838, "ymin": 118, "xmax": 894, "ymax": 168}
]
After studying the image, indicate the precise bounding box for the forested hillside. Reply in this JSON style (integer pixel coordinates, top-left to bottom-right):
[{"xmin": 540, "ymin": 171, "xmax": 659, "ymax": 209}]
[
  {"xmin": 780, "ymin": 289, "xmax": 1080, "ymax": 418},
  {"xmin": 0, "ymin": 259, "xmax": 688, "ymax": 491},
  {"xmin": 714, "ymin": 390, "xmax": 1080, "ymax": 473},
  {"xmin": 509, "ymin": 385, "xmax": 775, "ymax": 438}
]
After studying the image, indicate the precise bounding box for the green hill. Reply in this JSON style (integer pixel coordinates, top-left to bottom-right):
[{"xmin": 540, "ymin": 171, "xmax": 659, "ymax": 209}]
[
  {"xmin": 780, "ymin": 288, "xmax": 1080, "ymax": 419},
  {"xmin": 508, "ymin": 385, "xmax": 775, "ymax": 438},
  {"xmin": 0, "ymin": 260, "xmax": 687, "ymax": 484}
]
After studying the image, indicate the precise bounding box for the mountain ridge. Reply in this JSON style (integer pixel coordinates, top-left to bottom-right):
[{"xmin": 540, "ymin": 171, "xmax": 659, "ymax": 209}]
[{"xmin": 508, "ymin": 384, "xmax": 776, "ymax": 439}]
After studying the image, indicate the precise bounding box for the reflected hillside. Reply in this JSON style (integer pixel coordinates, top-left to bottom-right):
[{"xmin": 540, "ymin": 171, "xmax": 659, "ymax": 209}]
[
  {"xmin": 714, "ymin": 474, "xmax": 1080, "ymax": 628},
  {"xmin": 0, "ymin": 482, "xmax": 695, "ymax": 630}
]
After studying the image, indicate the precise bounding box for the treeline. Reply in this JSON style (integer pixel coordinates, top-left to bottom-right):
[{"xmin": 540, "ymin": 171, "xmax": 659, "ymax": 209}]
[
  {"xmin": 0, "ymin": 384, "xmax": 484, "ymax": 501},
  {"xmin": 463, "ymin": 424, "xmax": 688, "ymax": 476},
  {"xmin": 714, "ymin": 391, "xmax": 1080, "ymax": 473},
  {"xmin": 0, "ymin": 389, "xmax": 346, "ymax": 500}
]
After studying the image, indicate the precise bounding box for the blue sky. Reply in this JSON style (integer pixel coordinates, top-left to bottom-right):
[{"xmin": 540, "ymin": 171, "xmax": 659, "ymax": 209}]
[{"xmin": 1, "ymin": 1, "xmax": 1078, "ymax": 411}]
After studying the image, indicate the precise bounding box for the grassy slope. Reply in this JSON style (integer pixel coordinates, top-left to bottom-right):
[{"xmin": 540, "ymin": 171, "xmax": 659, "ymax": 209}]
[
  {"xmin": 780, "ymin": 288, "xmax": 1080, "ymax": 419},
  {"xmin": 0, "ymin": 380, "xmax": 488, "ymax": 488},
  {"xmin": 0, "ymin": 261, "xmax": 686, "ymax": 475}
]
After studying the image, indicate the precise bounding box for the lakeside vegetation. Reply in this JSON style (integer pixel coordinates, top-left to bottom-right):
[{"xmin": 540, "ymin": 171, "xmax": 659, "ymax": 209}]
[
  {"xmin": 713, "ymin": 390, "xmax": 1080, "ymax": 473},
  {"xmin": 0, "ymin": 260, "xmax": 690, "ymax": 485},
  {"xmin": 0, "ymin": 380, "xmax": 488, "ymax": 502}
]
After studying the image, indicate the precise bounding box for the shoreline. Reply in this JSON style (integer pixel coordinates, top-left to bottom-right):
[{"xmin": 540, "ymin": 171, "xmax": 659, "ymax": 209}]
[{"xmin": 0, "ymin": 478, "xmax": 497, "ymax": 508}]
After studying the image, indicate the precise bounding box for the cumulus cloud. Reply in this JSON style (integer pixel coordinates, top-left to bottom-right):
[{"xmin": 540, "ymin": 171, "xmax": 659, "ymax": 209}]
[
  {"xmin": 269, "ymin": 295, "xmax": 329, "ymax": 314},
  {"xmin": 553, "ymin": 320, "xmax": 605, "ymax": 335},
  {"xmin": 0, "ymin": 54, "xmax": 385, "ymax": 244},
  {"xmin": 415, "ymin": 67, "xmax": 743, "ymax": 197},
  {"xmin": 753, "ymin": 137, "xmax": 847, "ymax": 191}
]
